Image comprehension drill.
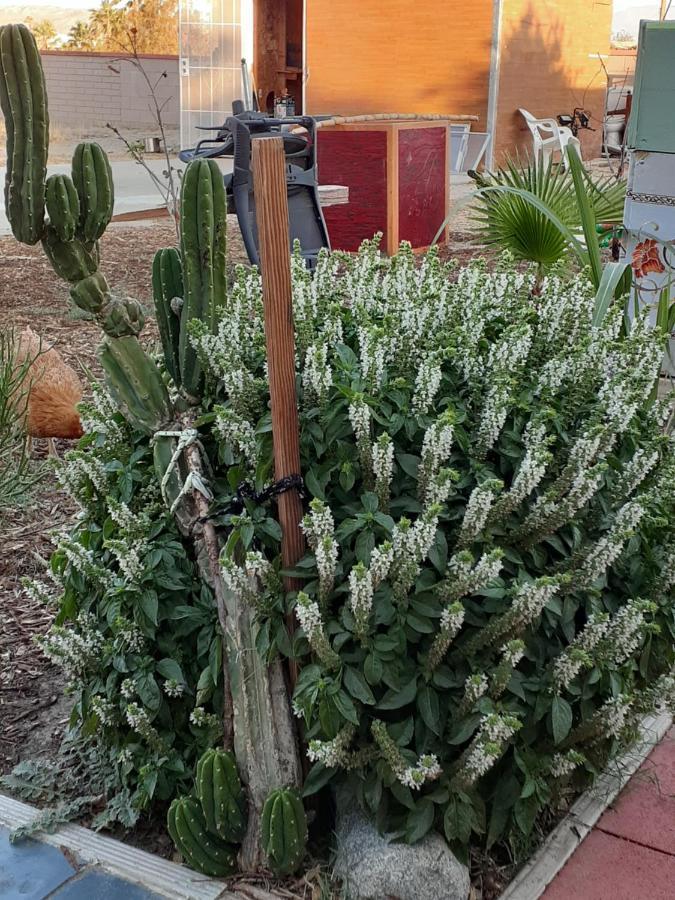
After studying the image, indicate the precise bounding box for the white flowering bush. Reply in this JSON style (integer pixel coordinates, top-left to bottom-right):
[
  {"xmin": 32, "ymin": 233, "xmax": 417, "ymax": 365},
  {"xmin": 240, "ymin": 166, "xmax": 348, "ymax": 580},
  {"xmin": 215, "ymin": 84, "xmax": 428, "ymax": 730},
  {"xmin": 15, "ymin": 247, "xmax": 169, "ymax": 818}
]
[
  {"xmin": 194, "ymin": 242, "xmax": 675, "ymax": 853},
  {"xmin": 22, "ymin": 386, "xmax": 224, "ymax": 828},
  {"xmin": 19, "ymin": 241, "xmax": 675, "ymax": 858}
]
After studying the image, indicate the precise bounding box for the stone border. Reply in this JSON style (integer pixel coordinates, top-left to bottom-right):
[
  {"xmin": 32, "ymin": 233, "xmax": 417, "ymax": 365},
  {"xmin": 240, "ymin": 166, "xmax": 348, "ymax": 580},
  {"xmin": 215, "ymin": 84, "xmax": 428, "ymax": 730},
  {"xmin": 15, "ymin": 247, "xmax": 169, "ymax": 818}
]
[
  {"xmin": 0, "ymin": 792, "xmax": 239, "ymax": 900},
  {"xmin": 498, "ymin": 710, "xmax": 673, "ymax": 900}
]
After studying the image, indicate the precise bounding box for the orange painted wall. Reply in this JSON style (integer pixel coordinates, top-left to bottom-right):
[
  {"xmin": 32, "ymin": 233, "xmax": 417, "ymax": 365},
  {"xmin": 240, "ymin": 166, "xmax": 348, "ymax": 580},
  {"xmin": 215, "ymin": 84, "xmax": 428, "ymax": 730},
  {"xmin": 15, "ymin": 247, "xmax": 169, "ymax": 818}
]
[
  {"xmin": 495, "ymin": 0, "xmax": 612, "ymax": 162},
  {"xmin": 305, "ymin": 0, "xmax": 494, "ymax": 128}
]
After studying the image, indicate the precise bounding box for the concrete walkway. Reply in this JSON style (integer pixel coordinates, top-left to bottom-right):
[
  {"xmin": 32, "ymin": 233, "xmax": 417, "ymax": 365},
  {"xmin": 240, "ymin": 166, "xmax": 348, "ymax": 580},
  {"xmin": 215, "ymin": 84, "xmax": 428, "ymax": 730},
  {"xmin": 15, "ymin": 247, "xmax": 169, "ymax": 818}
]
[
  {"xmin": 0, "ymin": 157, "xmax": 233, "ymax": 237},
  {"xmin": 543, "ymin": 727, "xmax": 675, "ymax": 900}
]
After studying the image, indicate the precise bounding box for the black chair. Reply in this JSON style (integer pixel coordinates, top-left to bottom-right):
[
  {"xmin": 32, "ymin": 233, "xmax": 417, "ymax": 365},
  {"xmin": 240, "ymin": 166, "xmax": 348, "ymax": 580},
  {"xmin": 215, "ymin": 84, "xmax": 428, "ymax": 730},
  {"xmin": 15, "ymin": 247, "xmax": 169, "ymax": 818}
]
[{"xmin": 179, "ymin": 108, "xmax": 330, "ymax": 270}]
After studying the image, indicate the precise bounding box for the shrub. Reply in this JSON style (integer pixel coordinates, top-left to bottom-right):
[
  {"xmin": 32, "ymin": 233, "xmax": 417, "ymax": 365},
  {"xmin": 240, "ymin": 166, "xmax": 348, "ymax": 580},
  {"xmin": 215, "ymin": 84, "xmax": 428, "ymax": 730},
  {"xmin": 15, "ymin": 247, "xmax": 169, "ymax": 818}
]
[
  {"xmin": 23, "ymin": 242, "xmax": 675, "ymax": 858},
  {"xmin": 197, "ymin": 243, "xmax": 675, "ymax": 853},
  {"xmin": 23, "ymin": 385, "xmax": 223, "ymax": 828}
]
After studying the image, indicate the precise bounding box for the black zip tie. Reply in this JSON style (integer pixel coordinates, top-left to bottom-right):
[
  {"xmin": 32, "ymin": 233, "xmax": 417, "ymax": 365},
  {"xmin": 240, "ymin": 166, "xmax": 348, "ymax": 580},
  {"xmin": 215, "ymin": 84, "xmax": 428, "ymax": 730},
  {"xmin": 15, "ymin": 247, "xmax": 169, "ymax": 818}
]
[{"xmin": 231, "ymin": 474, "xmax": 307, "ymax": 515}]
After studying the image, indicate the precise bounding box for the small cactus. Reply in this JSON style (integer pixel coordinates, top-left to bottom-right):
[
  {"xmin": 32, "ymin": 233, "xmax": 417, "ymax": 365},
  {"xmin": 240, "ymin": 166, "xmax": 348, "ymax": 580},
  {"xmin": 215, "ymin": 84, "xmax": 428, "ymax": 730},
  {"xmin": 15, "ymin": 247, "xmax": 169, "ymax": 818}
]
[
  {"xmin": 261, "ymin": 787, "xmax": 307, "ymax": 875},
  {"xmin": 196, "ymin": 748, "xmax": 248, "ymax": 844},
  {"xmin": 167, "ymin": 795, "xmax": 237, "ymax": 877}
]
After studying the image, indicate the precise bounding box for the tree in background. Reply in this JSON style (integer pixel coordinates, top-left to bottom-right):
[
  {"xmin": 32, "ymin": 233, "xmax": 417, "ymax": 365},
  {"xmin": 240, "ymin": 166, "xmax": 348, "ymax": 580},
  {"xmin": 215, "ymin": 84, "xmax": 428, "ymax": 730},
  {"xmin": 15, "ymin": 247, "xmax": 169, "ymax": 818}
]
[
  {"xmin": 25, "ymin": 17, "xmax": 57, "ymax": 50},
  {"xmin": 65, "ymin": 1, "xmax": 178, "ymax": 55},
  {"xmin": 66, "ymin": 21, "xmax": 97, "ymax": 51}
]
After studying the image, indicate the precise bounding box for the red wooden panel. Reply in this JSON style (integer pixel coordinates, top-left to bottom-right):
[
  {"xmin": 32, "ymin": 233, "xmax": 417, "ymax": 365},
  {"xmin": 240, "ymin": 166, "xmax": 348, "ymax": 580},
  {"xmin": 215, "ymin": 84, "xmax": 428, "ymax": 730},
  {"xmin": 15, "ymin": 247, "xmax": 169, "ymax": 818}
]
[
  {"xmin": 318, "ymin": 130, "xmax": 388, "ymax": 252},
  {"xmin": 398, "ymin": 126, "xmax": 447, "ymax": 248}
]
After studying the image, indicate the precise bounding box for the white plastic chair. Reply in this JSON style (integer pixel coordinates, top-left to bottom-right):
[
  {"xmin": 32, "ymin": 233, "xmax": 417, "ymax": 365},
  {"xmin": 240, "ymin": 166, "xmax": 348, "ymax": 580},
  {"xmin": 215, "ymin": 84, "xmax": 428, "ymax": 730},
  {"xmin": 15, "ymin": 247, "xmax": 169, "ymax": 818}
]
[{"xmin": 518, "ymin": 108, "xmax": 581, "ymax": 169}]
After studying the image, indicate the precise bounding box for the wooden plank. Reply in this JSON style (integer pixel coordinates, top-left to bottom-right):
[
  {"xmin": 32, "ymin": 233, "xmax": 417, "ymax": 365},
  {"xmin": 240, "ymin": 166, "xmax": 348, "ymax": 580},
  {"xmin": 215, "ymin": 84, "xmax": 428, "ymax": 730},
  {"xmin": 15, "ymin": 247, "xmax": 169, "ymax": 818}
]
[
  {"xmin": 251, "ymin": 136, "xmax": 304, "ymax": 685},
  {"xmin": 317, "ymin": 184, "xmax": 349, "ymax": 206},
  {"xmin": 386, "ymin": 124, "xmax": 399, "ymax": 255}
]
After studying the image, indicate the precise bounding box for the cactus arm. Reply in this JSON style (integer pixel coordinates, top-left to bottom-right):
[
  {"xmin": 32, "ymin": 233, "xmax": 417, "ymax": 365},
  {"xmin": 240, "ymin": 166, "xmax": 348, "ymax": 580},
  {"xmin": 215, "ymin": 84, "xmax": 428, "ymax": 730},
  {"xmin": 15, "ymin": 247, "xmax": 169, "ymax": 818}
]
[
  {"xmin": 70, "ymin": 272, "xmax": 110, "ymax": 315},
  {"xmin": 41, "ymin": 225, "xmax": 98, "ymax": 283},
  {"xmin": 169, "ymin": 797, "xmax": 236, "ymax": 877},
  {"xmin": 0, "ymin": 24, "xmax": 48, "ymax": 244},
  {"xmin": 179, "ymin": 159, "xmax": 227, "ymax": 396},
  {"xmin": 99, "ymin": 337, "xmax": 171, "ymax": 434},
  {"xmin": 152, "ymin": 247, "xmax": 183, "ymax": 385},
  {"xmin": 72, "ymin": 142, "xmax": 114, "ymax": 242},
  {"xmin": 45, "ymin": 174, "xmax": 79, "ymax": 242}
]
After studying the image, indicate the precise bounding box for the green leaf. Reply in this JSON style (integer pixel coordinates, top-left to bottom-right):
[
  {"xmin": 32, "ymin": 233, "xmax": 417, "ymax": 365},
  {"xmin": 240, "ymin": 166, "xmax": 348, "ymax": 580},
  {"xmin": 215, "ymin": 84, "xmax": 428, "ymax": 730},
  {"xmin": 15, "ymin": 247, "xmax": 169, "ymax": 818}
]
[
  {"xmin": 566, "ymin": 143, "xmax": 602, "ymax": 288},
  {"xmin": 514, "ymin": 795, "xmax": 539, "ymax": 837},
  {"xmin": 417, "ymin": 685, "xmax": 441, "ymax": 735},
  {"xmin": 396, "ymin": 453, "xmax": 420, "ymax": 478},
  {"xmin": 135, "ymin": 672, "xmax": 160, "ymax": 712},
  {"xmin": 305, "ymin": 469, "xmax": 325, "ymax": 500},
  {"xmin": 390, "ymin": 781, "xmax": 416, "ymax": 810},
  {"xmin": 551, "ymin": 695, "xmax": 573, "ymax": 745},
  {"xmin": 364, "ymin": 654, "xmax": 384, "ymax": 685},
  {"xmin": 444, "ymin": 796, "xmax": 473, "ymax": 844},
  {"xmin": 405, "ymin": 799, "xmax": 435, "ymax": 843},
  {"xmin": 156, "ymin": 658, "xmax": 185, "ymax": 684},
  {"xmin": 139, "ymin": 592, "xmax": 158, "ymax": 626},
  {"xmin": 333, "ymin": 689, "xmax": 360, "ymax": 725},
  {"xmin": 377, "ymin": 675, "xmax": 418, "ymax": 710},
  {"xmin": 362, "ymin": 492, "xmax": 379, "ymax": 513},
  {"xmin": 344, "ymin": 667, "xmax": 376, "ymax": 705},
  {"xmin": 355, "ymin": 529, "xmax": 375, "ymax": 563},
  {"xmin": 208, "ymin": 636, "xmax": 222, "ymax": 685},
  {"xmin": 302, "ymin": 762, "xmax": 337, "ymax": 796},
  {"xmin": 592, "ymin": 261, "xmax": 632, "ymax": 327}
]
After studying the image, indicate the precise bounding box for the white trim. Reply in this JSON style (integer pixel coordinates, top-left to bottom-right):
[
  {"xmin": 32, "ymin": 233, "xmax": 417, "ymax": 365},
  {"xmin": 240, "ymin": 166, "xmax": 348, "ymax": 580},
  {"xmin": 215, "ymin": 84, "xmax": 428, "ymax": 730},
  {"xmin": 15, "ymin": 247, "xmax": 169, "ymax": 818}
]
[
  {"xmin": 485, "ymin": 0, "xmax": 504, "ymax": 170},
  {"xmin": 498, "ymin": 711, "xmax": 673, "ymax": 900},
  {"xmin": 0, "ymin": 793, "xmax": 238, "ymax": 900}
]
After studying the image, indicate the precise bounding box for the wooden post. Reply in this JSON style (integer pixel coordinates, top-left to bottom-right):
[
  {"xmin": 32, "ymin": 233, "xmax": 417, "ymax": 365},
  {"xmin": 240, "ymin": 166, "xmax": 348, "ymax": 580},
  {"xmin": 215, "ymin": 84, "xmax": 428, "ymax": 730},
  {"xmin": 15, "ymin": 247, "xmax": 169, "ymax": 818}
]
[{"xmin": 251, "ymin": 136, "xmax": 304, "ymax": 685}]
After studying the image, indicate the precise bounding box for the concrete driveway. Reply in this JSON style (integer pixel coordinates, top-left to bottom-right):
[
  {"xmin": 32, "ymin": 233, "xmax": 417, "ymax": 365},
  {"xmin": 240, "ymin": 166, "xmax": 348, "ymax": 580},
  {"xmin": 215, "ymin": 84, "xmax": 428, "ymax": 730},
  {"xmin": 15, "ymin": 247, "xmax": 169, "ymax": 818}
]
[{"xmin": 0, "ymin": 157, "xmax": 233, "ymax": 236}]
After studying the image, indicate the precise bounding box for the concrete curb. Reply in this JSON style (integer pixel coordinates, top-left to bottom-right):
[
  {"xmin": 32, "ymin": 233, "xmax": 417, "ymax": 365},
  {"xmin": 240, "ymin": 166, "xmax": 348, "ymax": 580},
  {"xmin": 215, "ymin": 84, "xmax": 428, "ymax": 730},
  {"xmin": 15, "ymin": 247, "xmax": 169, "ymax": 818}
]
[
  {"xmin": 0, "ymin": 792, "xmax": 240, "ymax": 900},
  {"xmin": 498, "ymin": 710, "xmax": 673, "ymax": 900}
]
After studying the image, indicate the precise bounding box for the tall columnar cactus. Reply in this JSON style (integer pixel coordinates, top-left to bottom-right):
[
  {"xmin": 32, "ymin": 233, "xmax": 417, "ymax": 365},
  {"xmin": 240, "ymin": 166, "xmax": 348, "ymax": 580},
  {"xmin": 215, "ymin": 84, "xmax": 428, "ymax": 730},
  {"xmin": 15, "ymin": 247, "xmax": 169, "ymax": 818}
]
[
  {"xmin": 261, "ymin": 788, "xmax": 308, "ymax": 875},
  {"xmin": 179, "ymin": 159, "xmax": 227, "ymax": 398},
  {"xmin": 196, "ymin": 748, "xmax": 248, "ymax": 843},
  {"xmin": 167, "ymin": 796, "xmax": 237, "ymax": 877},
  {"xmin": 152, "ymin": 247, "xmax": 183, "ymax": 386},
  {"xmin": 0, "ymin": 24, "xmax": 48, "ymax": 245}
]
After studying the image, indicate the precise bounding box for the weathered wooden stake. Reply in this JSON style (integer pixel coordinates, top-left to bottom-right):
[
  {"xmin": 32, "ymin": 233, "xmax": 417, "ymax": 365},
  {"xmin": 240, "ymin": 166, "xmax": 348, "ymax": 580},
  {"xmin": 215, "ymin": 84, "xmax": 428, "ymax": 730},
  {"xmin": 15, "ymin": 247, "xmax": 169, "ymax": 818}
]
[{"xmin": 251, "ymin": 136, "xmax": 304, "ymax": 685}]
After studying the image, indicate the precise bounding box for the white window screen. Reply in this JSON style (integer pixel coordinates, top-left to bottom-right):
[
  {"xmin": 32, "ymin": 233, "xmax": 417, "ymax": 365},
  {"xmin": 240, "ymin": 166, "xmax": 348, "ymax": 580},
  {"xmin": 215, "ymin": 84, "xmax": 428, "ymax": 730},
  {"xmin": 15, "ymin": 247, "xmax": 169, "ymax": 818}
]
[{"xmin": 179, "ymin": 0, "xmax": 243, "ymax": 150}]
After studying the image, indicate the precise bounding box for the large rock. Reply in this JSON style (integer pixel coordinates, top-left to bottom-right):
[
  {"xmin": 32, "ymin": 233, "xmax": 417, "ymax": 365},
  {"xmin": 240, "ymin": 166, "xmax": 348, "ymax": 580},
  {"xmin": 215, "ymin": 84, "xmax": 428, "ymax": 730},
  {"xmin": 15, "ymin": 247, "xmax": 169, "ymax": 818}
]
[{"xmin": 333, "ymin": 790, "xmax": 470, "ymax": 900}]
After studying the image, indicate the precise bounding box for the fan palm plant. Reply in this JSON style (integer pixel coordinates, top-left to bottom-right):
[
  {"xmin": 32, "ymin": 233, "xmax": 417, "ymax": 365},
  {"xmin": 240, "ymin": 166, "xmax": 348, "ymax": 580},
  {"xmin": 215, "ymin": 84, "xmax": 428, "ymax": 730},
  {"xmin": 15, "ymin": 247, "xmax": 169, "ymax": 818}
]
[{"xmin": 469, "ymin": 155, "xmax": 626, "ymax": 271}]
